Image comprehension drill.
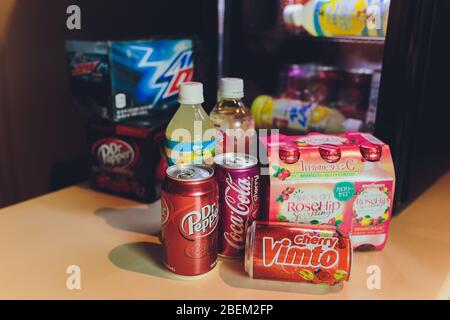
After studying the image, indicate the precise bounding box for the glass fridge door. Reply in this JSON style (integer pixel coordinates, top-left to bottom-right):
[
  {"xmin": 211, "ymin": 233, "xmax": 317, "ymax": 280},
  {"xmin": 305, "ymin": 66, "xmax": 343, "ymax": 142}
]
[{"xmin": 223, "ymin": 0, "xmax": 391, "ymax": 134}]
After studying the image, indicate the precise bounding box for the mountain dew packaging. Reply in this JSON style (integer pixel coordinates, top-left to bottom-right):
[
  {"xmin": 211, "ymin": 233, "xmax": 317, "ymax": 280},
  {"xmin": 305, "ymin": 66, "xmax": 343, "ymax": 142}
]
[
  {"xmin": 260, "ymin": 132, "xmax": 395, "ymax": 251},
  {"xmin": 66, "ymin": 38, "xmax": 194, "ymax": 122}
]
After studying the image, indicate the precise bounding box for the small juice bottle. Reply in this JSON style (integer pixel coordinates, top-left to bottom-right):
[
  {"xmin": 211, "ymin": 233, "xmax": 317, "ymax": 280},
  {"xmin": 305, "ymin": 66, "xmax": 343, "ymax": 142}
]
[
  {"xmin": 210, "ymin": 78, "xmax": 255, "ymax": 154},
  {"xmin": 165, "ymin": 82, "xmax": 216, "ymax": 165},
  {"xmin": 283, "ymin": 0, "xmax": 390, "ymax": 37}
]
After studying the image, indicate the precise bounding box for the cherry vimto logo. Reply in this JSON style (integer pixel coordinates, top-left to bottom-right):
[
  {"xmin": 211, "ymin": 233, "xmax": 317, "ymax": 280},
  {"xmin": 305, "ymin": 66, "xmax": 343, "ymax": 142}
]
[
  {"xmin": 92, "ymin": 138, "xmax": 138, "ymax": 170},
  {"xmin": 179, "ymin": 203, "xmax": 219, "ymax": 240}
]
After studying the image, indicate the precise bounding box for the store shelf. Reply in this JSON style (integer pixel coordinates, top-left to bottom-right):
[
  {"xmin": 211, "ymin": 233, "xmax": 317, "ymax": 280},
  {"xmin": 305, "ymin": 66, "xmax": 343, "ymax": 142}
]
[
  {"xmin": 245, "ymin": 29, "xmax": 385, "ymax": 46},
  {"xmin": 283, "ymin": 30, "xmax": 386, "ymax": 45}
]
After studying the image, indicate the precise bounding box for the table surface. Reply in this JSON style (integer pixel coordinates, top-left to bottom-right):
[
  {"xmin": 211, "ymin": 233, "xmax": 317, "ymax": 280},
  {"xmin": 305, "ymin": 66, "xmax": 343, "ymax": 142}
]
[{"xmin": 0, "ymin": 171, "xmax": 449, "ymax": 300}]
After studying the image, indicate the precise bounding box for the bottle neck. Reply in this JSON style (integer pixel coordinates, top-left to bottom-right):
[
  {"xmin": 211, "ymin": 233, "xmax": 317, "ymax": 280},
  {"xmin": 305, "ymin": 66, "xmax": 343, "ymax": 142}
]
[
  {"xmin": 180, "ymin": 103, "xmax": 203, "ymax": 108},
  {"xmin": 218, "ymin": 97, "xmax": 245, "ymax": 107},
  {"xmin": 221, "ymin": 97, "xmax": 243, "ymax": 102}
]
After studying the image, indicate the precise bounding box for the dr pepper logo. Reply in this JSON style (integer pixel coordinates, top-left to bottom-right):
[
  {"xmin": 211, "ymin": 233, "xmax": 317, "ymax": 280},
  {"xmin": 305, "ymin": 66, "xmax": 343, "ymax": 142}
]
[
  {"xmin": 180, "ymin": 203, "xmax": 219, "ymax": 240},
  {"xmin": 92, "ymin": 138, "xmax": 138, "ymax": 170},
  {"xmin": 161, "ymin": 197, "xmax": 169, "ymax": 226}
]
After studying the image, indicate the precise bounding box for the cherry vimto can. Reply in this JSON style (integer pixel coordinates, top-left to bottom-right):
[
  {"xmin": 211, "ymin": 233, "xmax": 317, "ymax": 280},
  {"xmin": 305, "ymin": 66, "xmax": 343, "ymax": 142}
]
[
  {"xmin": 214, "ymin": 153, "xmax": 260, "ymax": 258},
  {"xmin": 245, "ymin": 221, "xmax": 352, "ymax": 285},
  {"xmin": 161, "ymin": 164, "xmax": 219, "ymax": 277}
]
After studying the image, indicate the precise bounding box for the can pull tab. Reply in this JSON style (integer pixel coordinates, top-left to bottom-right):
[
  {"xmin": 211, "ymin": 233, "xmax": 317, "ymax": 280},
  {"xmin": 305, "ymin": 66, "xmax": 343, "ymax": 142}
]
[{"xmin": 178, "ymin": 168, "xmax": 195, "ymax": 179}]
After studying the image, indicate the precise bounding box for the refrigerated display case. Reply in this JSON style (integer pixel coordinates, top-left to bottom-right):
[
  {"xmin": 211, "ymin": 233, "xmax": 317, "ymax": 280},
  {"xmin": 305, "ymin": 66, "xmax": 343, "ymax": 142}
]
[{"xmin": 221, "ymin": 0, "xmax": 450, "ymax": 212}]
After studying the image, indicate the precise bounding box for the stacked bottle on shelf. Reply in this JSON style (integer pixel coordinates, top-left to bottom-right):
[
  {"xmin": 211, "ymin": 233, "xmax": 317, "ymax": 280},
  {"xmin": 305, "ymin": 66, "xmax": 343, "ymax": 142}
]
[
  {"xmin": 251, "ymin": 63, "xmax": 381, "ymax": 134},
  {"xmin": 282, "ymin": 0, "xmax": 391, "ymax": 38}
]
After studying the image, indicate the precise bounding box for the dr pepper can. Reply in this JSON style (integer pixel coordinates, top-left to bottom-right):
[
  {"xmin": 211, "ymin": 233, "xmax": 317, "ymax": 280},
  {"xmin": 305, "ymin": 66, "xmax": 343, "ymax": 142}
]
[
  {"xmin": 214, "ymin": 153, "xmax": 260, "ymax": 258},
  {"xmin": 161, "ymin": 164, "xmax": 219, "ymax": 277},
  {"xmin": 245, "ymin": 221, "xmax": 352, "ymax": 285}
]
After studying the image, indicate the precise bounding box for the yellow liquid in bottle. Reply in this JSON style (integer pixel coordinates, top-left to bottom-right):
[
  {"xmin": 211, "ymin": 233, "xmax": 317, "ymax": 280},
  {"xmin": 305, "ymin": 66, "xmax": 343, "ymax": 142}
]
[{"xmin": 165, "ymin": 103, "xmax": 216, "ymax": 165}]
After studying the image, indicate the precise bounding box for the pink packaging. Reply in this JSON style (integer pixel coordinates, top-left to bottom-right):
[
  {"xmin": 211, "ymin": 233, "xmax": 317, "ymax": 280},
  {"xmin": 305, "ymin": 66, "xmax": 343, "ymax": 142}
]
[{"xmin": 260, "ymin": 132, "xmax": 396, "ymax": 251}]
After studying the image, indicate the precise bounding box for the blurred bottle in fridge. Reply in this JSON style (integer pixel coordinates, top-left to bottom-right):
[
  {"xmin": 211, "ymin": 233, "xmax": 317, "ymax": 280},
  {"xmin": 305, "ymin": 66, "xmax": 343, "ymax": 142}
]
[
  {"xmin": 251, "ymin": 96, "xmax": 346, "ymax": 134},
  {"xmin": 165, "ymin": 82, "xmax": 216, "ymax": 166},
  {"xmin": 338, "ymin": 68, "xmax": 373, "ymax": 122},
  {"xmin": 252, "ymin": 64, "xmax": 346, "ymax": 133},
  {"xmin": 252, "ymin": 62, "xmax": 383, "ymax": 133},
  {"xmin": 279, "ymin": 0, "xmax": 309, "ymax": 32},
  {"xmin": 282, "ymin": 0, "xmax": 391, "ymax": 37},
  {"xmin": 210, "ymin": 78, "xmax": 255, "ymax": 155}
]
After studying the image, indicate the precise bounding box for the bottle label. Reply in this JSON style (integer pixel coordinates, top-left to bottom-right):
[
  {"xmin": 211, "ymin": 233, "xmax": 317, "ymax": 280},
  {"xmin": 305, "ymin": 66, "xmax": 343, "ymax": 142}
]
[
  {"xmin": 272, "ymin": 99, "xmax": 314, "ymax": 132},
  {"xmin": 165, "ymin": 139, "xmax": 216, "ymax": 165},
  {"xmin": 314, "ymin": 0, "xmax": 369, "ymax": 37}
]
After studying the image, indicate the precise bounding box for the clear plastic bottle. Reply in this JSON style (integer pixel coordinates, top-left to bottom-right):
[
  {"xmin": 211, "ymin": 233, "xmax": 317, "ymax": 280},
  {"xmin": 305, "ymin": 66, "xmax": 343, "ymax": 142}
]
[
  {"xmin": 283, "ymin": 0, "xmax": 390, "ymax": 37},
  {"xmin": 210, "ymin": 78, "xmax": 255, "ymax": 154},
  {"xmin": 165, "ymin": 82, "xmax": 216, "ymax": 165}
]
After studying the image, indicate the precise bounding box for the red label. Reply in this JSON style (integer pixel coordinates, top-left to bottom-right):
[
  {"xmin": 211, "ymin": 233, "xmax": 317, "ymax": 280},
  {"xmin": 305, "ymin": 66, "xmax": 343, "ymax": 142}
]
[
  {"xmin": 221, "ymin": 173, "xmax": 259, "ymax": 254},
  {"xmin": 92, "ymin": 138, "xmax": 138, "ymax": 170},
  {"xmin": 161, "ymin": 184, "xmax": 219, "ymax": 276},
  {"xmin": 249, "ymin": 222, "xmax": 351, "ymax": 285},
  {"xmin": 72, "ymin": 61, "xmax": 100, "ymax": 76}
]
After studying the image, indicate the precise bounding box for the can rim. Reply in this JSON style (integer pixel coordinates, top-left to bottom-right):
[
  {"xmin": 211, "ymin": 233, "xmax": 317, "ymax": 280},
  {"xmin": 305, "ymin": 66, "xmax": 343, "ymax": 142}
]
[
  {"xmin": 214, "ymin": 153, "xmax": 258, "ymax": 169},
  {"xmin": 244, "ymin": 221, "xmax": 256, "ymax": 278},
  {"xmin": 166, "ymin": 164, "xmax": 214, "ymax": 182}
]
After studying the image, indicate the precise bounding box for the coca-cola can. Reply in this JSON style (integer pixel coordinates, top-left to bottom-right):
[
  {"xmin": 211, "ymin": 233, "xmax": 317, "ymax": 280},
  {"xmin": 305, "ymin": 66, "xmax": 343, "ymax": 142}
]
[
  {"xmin": 214, "ymin": 153, "xmax": 260, "ymax": 258},
  {"xmin": 161, "ymin": 164, "xmax": 219, "ymax": 277},
  {"xmin": 245, "ymin": 221, "xmax": 352, "ymax": 285}
]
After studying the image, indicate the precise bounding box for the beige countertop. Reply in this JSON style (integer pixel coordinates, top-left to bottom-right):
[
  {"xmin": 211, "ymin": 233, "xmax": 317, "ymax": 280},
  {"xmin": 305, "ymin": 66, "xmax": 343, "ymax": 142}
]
[{"xmin": 0, "ymin": 171, "xmax": 449, "ymax": 300}]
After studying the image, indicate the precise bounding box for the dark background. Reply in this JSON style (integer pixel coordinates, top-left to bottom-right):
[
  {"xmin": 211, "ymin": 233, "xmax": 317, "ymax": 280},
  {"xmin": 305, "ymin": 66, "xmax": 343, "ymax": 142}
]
[
  {"xmin": 0, "ymin": 0, "xmax": 218, "ymax": 207},
  {"xmin": 0, "ymin": 0, "xmax": 449, "ymax": 210}
]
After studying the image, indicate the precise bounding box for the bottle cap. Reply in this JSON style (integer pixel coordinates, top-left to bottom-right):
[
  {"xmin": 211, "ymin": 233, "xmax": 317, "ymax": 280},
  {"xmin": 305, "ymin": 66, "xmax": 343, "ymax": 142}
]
[
  {"xmin": 360, "ymin": 144, "xmax": 382, "ymax": 162},
  {"xmin": 283, "ymin": 4, "xmax": 304, "ymax": 27},
  {"xmin": 279, "ymin": 144, "xmax": 300, "ymax": 164},
  {"xmin": 178, "ymin": 82, "xmax": 204, "ymax": 104},
  {"xmin": 220, "ymin": 78, "xmax": 244, "ymax": 99},
  {"xmin": 319, "ymin": 144, "xmax": 341, "ymax": 163}
]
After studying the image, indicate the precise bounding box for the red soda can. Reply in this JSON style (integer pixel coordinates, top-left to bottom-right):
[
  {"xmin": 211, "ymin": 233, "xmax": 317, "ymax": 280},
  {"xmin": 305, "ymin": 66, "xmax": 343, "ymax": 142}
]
[
  {"xmin": 161, "ymin": 164, "xmax": 219, "ymax": 277},
  {"xmin": 214, "ymin": 153, "xmax": 260, "ymax": 258},
  {"xmin": 245, "ymin": 221, "xmax": 352, "ymax": 285}
]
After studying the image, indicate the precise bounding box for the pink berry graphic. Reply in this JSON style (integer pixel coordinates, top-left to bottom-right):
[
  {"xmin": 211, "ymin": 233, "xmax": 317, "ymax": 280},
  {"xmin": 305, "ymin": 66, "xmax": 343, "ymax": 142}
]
[{"xmin": 282, "ymin": 194, "xmax": 289, "ymax": 201}]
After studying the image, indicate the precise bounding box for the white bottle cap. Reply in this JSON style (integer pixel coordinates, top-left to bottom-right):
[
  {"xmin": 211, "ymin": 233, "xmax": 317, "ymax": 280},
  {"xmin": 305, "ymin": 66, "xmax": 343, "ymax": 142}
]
[
  {"xmin": 220, "ymin": 77, "xmax": 244, "ymax": 99},
  {"xmin": 283, "ymin": 4, "xmax": 304, "ymax": 27},
  {"xmin": 178, "ymin": 82, "xmax": 204, "ymax": 104}
]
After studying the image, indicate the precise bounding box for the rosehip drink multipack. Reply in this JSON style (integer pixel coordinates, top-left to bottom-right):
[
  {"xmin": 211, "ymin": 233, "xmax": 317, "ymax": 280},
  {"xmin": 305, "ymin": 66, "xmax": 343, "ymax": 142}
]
[{"xmin": 261, "ymin": 132, "xmax": 395, "ymax": 250}]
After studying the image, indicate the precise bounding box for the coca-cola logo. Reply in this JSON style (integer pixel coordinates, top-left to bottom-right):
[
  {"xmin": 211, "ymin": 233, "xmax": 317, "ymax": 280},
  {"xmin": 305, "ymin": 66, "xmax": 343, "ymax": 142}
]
[
  {"xmin": 180, "ymin": 203, "xmax": 219, "ymax": 240},
  {"xmin": 92, "ymin": 138, "xmax": 137, "ymax": 170},
  {"xmin": 223, "ymin": 173, "xmax": 258, "ymax": 250}
]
